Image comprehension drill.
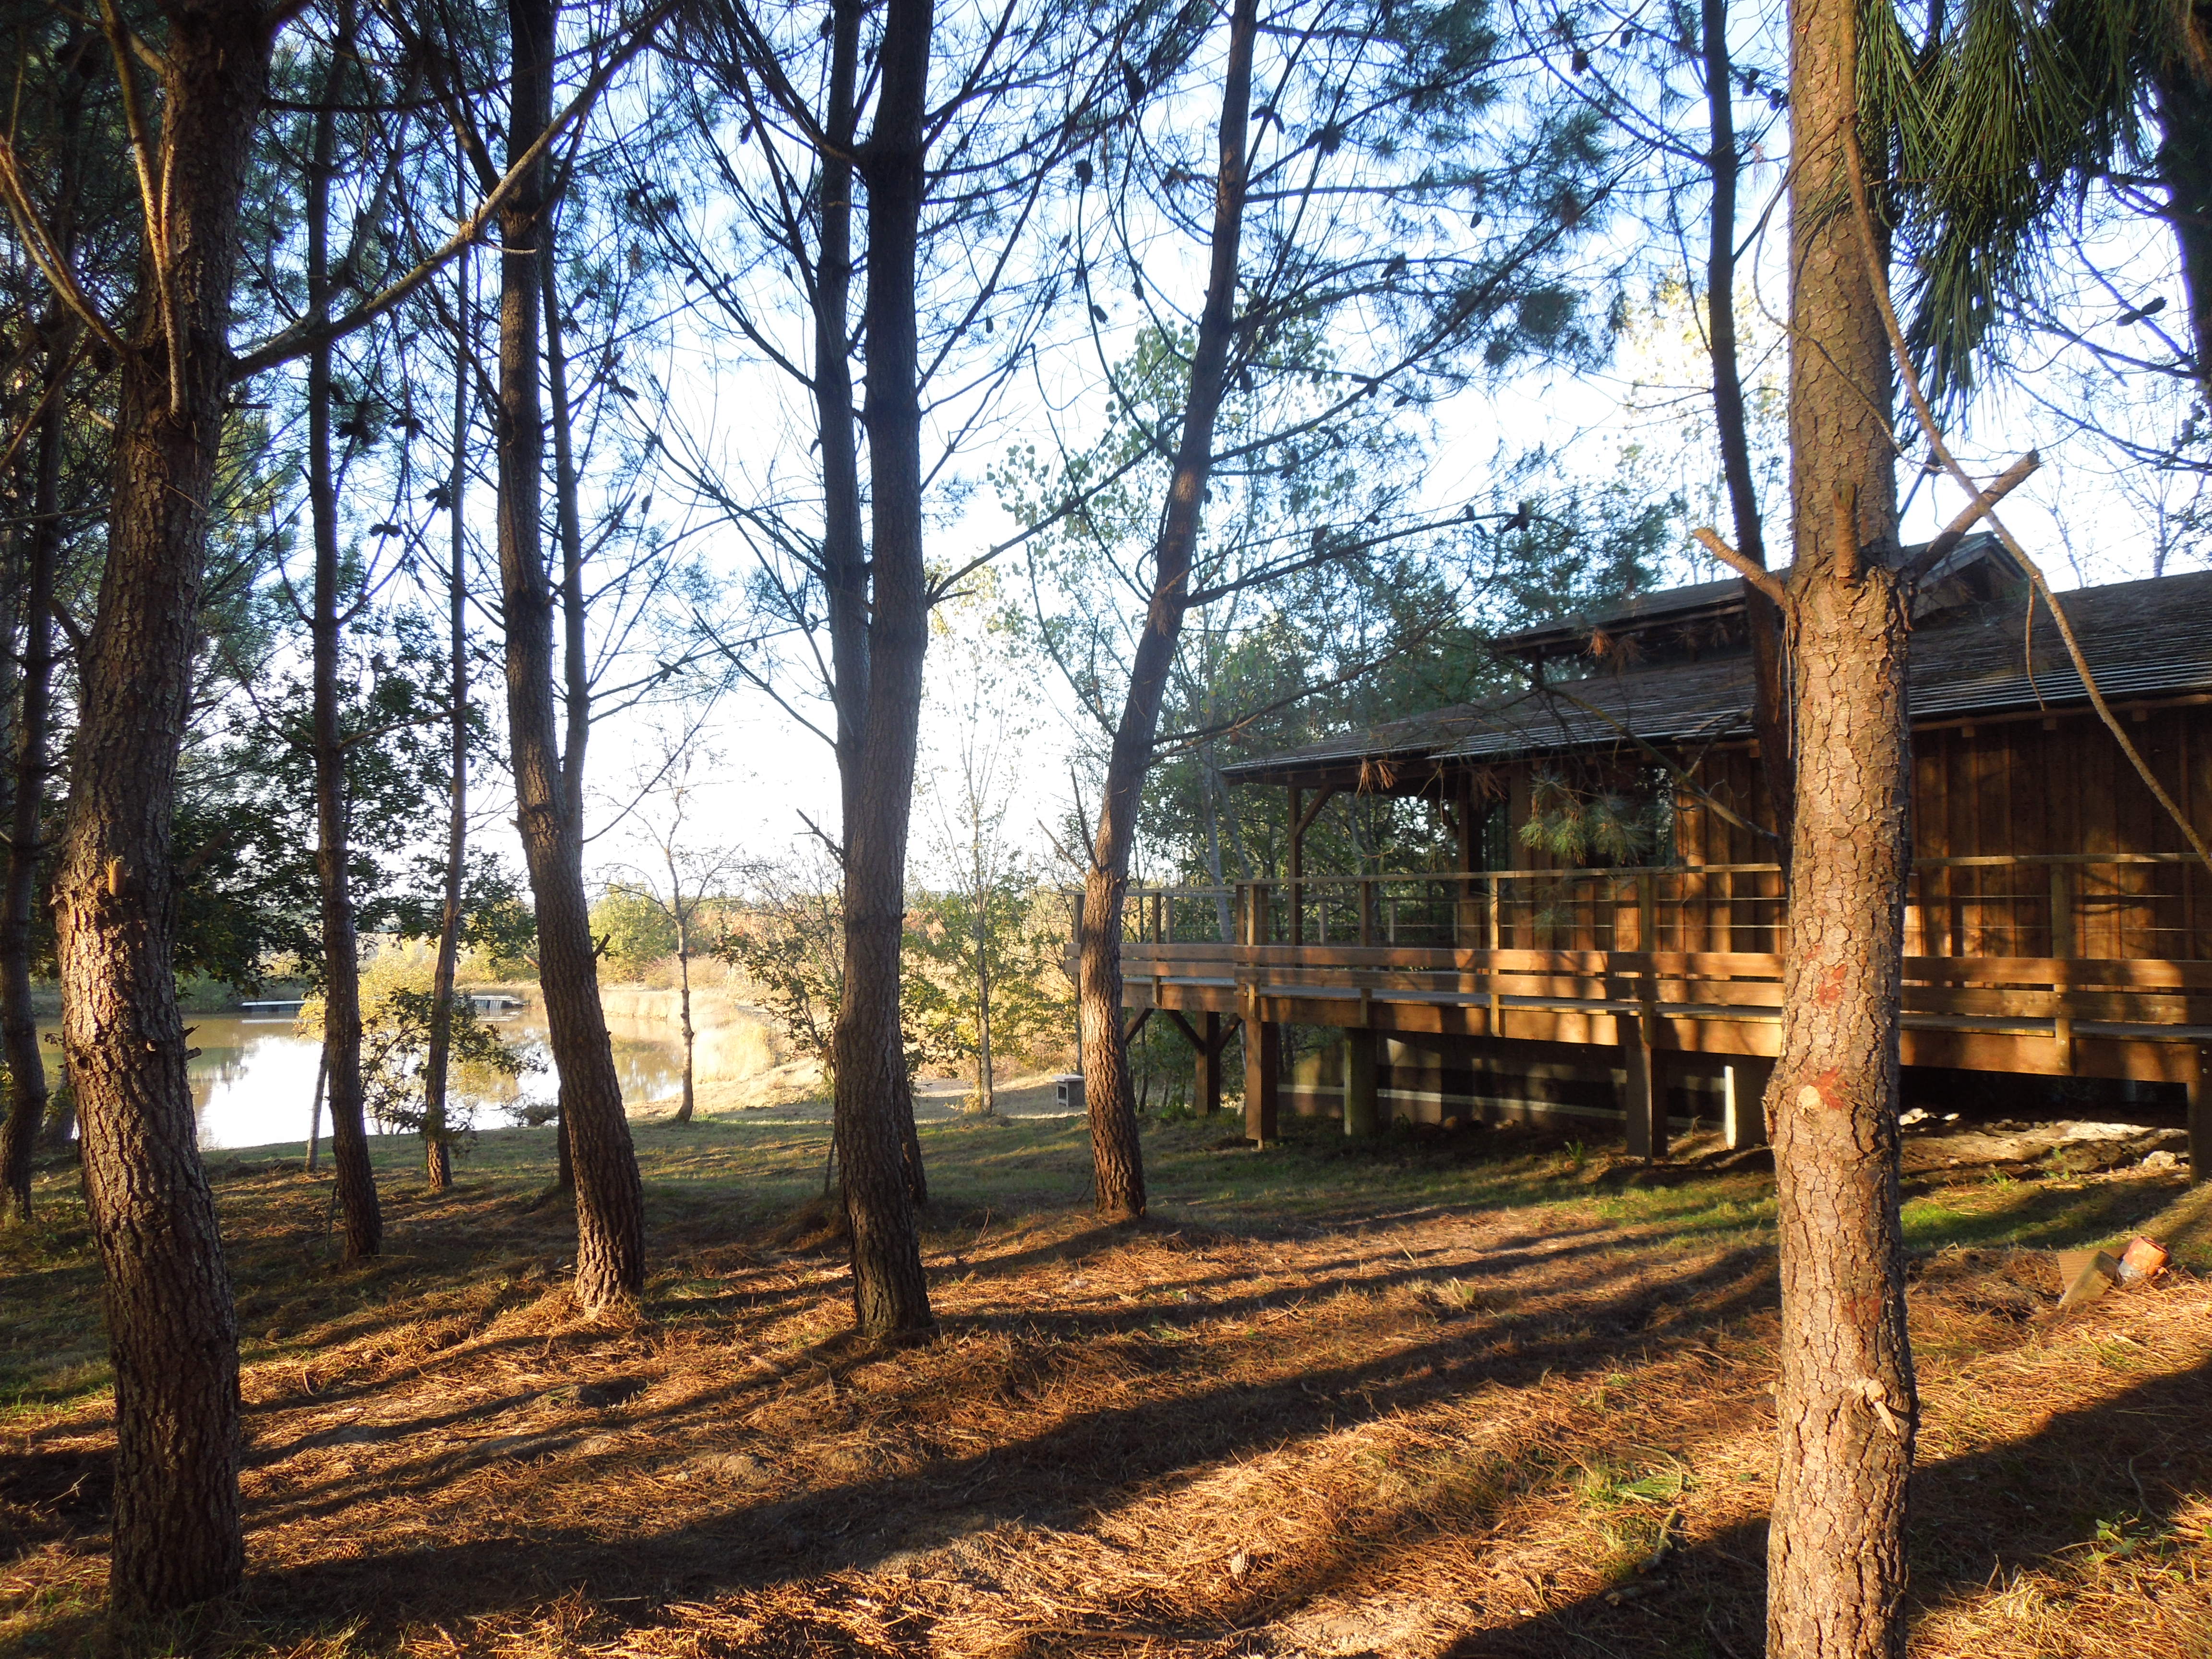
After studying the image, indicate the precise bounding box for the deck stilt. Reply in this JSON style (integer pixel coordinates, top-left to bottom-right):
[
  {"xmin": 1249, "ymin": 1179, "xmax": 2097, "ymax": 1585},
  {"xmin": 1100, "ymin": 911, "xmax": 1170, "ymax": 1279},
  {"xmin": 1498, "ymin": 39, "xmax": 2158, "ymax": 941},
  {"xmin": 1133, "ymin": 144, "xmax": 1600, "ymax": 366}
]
[
  {"xmin": 1724, "ymin": 1059, "xmax": 1772, "ymax": 1150},
  {"xmin": 1197, "ymin": 1012, "xmax": 1223, "ymax": 1116},
  {"xmin": 1344, "ymin": 1028, "xmax": 1379, "ymax": 1138},
  {"xmin": 1245, "ymin": 1014, "xmax": 1280, "ymax": 1144},
  {"xmin": 1622, "ymin": 1015, "xmax": 1663, "ymax": 1160},
  {"xmin": 2190, "ymin": 1046, "xmax": 2209, "ymax": 1187}
]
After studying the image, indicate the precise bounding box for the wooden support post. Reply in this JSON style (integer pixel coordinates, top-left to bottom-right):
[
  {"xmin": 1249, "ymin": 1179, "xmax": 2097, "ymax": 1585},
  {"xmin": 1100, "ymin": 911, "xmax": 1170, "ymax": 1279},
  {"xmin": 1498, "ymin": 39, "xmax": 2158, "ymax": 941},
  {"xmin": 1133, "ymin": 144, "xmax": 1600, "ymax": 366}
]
[
  {"xmin": 1724, "ymin": 1058, "xmax": 1772, "ymax": 1151},
  {"xmin": 1288, "ymin": 785, "xmax": 1303, "ymax": 945},
  {"xmin": 1198, "ymin": 1012, "xmax": 1224, "ymax": 1116},
  {"xmin": 1621, "ymin": 1013, "xmax": 1664, "ymax": 1161},
  {"xmin": 1486, "ymin": 872, "xmax": 1503, "ymax": 1034},
  {"xmin": 1245, "ymin": 1009, "xmax": 1280, "ymax": 1145},
  {"xmin": 1343, "ymin": 1028, "xmax": 1379, "ymax": 1139},
  {"xmin": 2191, "ymin": 1046, "xmax": 2211, "ymax": 1188}
]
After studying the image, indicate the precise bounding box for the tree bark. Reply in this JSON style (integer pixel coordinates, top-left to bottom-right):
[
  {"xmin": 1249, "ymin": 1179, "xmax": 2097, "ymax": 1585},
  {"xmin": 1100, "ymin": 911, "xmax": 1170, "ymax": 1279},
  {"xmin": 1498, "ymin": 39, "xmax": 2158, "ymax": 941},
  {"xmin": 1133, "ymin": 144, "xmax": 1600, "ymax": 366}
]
[
  {"xmin": 0, "ymin": 329, "xmax": 66, "ymax": 1219},
  {"xmin": 1765, "ymin": 0, "xmax": 1916, "ymax": 1650},
  {"xmin": 2156, "ymin": 55, "xmax": 2212, "ymax": 395},
  {"xmin": 675, "ymin": 906, "xmax": 696, "ymax": 1124},
  {"xmin": 1079, "ymin": 0, "xmax": 1258, "ymax": 1221},
  {"xmin": 498, "ymin": 0, "xmax": 643, "ymax": 1305},
  {"xmin": 305, "ymin": 1045, "xmax": 326, "ymax": 1172},
  {"xmin": 307, "ymin": 18, "xmax": 381, "ymax": 1258},
  {"xmin": 0, "ymin": 34, "xmax": 87, "ymax": 1220},
  {"xmin": 830, "ymin": 0, "xmax": 938, "ymax": 1337},
  {"xmin": 50, "ymin": 0, "xmax": 275, "ymax": 1616},
  {"xmin": 1702, "ymin": 0, "xmax": 1792, "ymax": 848},
  {"xmin": 421, "ymin": 226, "xmax": 472, "ymax": 1195},
  {"xmin": 544, "ymin": 232, "xmax": 591, "ymax": 841},
  {"xmin": 974, "ymin": 872, "xmax": 994, "ymax": 1114}
]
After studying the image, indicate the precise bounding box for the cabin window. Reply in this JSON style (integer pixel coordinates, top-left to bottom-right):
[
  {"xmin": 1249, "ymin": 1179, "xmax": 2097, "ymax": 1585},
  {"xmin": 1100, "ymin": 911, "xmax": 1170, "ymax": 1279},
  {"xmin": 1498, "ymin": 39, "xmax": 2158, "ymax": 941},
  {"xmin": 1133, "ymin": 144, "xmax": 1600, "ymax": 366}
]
[{"xmin": 1471, "ymin": 797, "xmax": 1513, "ymax": 872}]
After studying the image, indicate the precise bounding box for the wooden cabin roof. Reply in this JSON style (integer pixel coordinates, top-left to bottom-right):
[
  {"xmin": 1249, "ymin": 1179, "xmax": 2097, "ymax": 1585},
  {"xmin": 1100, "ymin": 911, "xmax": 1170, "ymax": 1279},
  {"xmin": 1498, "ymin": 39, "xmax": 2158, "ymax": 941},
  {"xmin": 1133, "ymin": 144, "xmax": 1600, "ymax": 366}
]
[{"xmin": 1224, "ymin": 564, "xmax": 2212, "ymax": 791}]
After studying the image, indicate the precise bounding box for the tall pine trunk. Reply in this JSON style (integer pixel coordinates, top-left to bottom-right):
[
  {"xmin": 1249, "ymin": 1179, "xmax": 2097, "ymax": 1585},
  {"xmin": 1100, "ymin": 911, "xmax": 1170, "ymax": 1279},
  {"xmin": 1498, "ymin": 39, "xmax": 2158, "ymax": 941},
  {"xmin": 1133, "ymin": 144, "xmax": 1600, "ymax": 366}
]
[
  {"xmin": 2156, "ymin": 58, "xmax": 2212, "ymax": 393},
  {"xmin": 1701, "ymin": 0, "xmax": 1792, "ymax": 846},
  {"xmin": 830, "ymin": 0, "xmax": 937, "ymax": 1336},
  {"xmin": 544, "ymin": 211, "xmax": 590, "ymax": 1195},
  {"xmin": 1079, "ymin": 0, "xmax": 1258, "ymax": 1220},
  {"xmin": 498, "ymin": 0, "xmax": 643, "ymax": 1304},
  {"xmin": 0, "ymin": 36, "xmax": 85, "ymax": 1220},
  {"xmin": 307, "ymin": 20, "xmax": 381, "ymax": 1258},
  {"xmin": 421, "ymin": 231, "xmax": 472, "ymax": 1194},
  {"xmin": 51, "ymin": 0, "xmax": 274, "ymax": 1615},
  {"xmin": 0, "ymin": 325, "xmax": 66, "ymax": 1219},
  {"xmin": 1765, "ymin": 0, "xmax": 1916, "ymax": 1649}
]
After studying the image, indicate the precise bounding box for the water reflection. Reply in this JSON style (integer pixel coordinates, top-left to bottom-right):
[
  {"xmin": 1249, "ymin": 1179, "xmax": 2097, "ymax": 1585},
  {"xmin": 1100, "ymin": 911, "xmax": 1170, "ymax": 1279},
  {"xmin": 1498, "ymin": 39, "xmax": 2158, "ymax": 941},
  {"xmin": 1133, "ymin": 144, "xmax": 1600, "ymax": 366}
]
[{"xmin": 157, "ymin": 1001, "xmax": 691, "ymax": 1151}]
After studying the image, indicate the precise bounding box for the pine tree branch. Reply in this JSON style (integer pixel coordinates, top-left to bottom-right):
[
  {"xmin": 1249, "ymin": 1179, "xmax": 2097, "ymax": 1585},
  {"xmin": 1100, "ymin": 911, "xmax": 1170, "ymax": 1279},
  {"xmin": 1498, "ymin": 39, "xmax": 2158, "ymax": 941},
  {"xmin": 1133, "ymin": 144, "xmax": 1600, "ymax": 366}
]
[{"xmin": 1841, "ymin": 113, "xmax": 2212, "ymax": 878}]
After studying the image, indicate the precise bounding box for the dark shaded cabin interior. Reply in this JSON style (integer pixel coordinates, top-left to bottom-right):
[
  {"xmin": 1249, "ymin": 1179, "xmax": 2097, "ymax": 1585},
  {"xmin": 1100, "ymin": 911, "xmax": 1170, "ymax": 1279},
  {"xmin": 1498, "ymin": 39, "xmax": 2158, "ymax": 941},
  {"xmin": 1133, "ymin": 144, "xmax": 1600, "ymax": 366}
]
[{"xmin": 1112, "ymin": 541, "xmax": 2212, "ymax": 1169}]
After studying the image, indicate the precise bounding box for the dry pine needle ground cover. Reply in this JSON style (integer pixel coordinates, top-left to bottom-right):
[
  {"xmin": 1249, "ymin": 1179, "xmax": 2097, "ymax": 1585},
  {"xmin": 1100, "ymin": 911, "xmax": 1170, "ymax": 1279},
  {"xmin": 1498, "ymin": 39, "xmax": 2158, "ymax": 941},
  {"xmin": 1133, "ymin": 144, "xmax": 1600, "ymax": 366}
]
[{"xmin": 4, "ymin": 1108, "xmax": 2212, "ymax": 1658}]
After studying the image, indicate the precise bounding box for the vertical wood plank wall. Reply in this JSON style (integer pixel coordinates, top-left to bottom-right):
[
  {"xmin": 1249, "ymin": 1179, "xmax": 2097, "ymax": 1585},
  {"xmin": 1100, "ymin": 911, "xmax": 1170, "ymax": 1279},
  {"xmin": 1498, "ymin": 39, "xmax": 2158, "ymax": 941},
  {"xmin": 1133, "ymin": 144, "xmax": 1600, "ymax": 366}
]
[{"xmin": 1470, "ymin": 700, "xmax": 2212, "ymax": 960}]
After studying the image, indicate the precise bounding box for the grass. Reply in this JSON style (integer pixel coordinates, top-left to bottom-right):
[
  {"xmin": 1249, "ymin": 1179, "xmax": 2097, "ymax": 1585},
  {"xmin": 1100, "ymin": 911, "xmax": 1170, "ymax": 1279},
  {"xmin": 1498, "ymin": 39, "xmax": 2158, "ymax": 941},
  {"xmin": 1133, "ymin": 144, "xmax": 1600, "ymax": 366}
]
[{"xmin": 2, "ymin": 1105, "xmax": 2210, "ymax": 1657}]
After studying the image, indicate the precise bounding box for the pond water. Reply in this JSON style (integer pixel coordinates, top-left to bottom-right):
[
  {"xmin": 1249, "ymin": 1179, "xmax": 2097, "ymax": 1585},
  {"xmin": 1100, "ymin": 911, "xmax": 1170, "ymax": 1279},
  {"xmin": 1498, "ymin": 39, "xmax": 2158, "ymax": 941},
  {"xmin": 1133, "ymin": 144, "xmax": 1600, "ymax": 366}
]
[{"xmin": 149, "ymin": 1005, "xmax": 693, "ymax": 1151}]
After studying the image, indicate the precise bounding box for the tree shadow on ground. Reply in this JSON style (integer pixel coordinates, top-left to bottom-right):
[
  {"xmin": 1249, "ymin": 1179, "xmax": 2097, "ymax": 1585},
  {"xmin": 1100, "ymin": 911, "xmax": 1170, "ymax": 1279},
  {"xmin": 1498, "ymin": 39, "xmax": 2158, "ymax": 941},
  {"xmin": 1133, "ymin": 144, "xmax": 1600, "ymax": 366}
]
[{"xmin": 1440, "ymin": 1351, "xmax": 2212, "ymax": 1659}]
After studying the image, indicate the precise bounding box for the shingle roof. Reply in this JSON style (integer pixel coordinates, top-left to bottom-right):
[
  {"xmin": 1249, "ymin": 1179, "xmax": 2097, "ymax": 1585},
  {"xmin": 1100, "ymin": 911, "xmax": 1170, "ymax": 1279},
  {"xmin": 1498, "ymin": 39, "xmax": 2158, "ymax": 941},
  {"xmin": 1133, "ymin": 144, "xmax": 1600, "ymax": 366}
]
[{"xmin": 1222, "ymin": 566, "xmax": 2212, "ymax": 788}]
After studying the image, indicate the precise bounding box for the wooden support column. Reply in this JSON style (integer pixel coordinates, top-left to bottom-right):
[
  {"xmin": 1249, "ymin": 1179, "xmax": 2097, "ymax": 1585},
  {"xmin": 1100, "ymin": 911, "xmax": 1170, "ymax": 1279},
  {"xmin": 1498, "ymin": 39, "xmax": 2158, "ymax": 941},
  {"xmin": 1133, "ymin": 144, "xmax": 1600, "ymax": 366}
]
[
  {"xmin": 1197, "ymin": 1012, "xmax": 1223, "ymax": 1117},
  {"xmin": 1620, "ymin": 1013, "xmax": 1664, "ymax": 1161},
  {"xmin": 2191, "ymin": 1046, "xmax": 2210, "ymax": 1188},
  {"xmin": 1288, "ymin": 785, "xmax": 1302, "ymax": 945},
  {"xmin": 1245, "ymin": 1006, "xmax": 1280, "ymax": 1145},
  {"xmin": 1165, "ymin": 1008, "xmax": 1228, "ymax": 1117},
  {"xmin": 1343, "ymin": 1028, "xmax": 1379, "ymax": 1138},
  {"xmin": 1724, "ymin": 1058, "xmax": 1772, "ymax": 1151},
  {"xmin": 2051, "ymin": 863, "xmax": 2076, "ymax": 1074}
]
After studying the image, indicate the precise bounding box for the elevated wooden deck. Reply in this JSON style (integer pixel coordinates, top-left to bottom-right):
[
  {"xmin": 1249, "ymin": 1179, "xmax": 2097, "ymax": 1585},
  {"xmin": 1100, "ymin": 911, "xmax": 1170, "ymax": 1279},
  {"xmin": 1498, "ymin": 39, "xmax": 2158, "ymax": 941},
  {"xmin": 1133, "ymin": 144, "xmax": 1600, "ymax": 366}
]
[{"xmin": 1102, "ymin": 856, "xmax": 2212, "ymax": 1166}]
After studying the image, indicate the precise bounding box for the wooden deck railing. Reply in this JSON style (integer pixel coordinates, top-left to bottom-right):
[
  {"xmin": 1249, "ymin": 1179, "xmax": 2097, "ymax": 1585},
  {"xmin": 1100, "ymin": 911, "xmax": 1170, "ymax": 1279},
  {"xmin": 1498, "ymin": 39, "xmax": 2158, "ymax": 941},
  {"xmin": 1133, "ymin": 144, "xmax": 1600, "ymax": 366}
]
[
  {"xmin": 1101, "ymin": 856, "xmax": 2212, "ymax": 1061},
  {"xmin": 1120, "ymin": 853, "xmax": 2212, "ymax": 963}
]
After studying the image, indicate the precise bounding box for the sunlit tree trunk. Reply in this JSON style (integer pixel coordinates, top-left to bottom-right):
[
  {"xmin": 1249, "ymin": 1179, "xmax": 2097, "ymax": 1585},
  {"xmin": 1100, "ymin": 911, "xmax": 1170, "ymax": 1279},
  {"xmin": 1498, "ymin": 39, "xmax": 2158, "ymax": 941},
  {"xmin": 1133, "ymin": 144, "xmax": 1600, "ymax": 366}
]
[
  {"xmin": 497, "ymin": 0, "xmax": 643, "ymax": 1303},
  {"xmin": 831, "ymin": 0, "xmax": 937, "ymax": 1335},
  {"xmin": 674, "ymin": 898, "xmax": 696, "ymax": 1124},
  {"xmin": 1702, "ymin": 0, "xmax": 1792, "ymax": 847},
  {"xmin": 421, "ymin": 227, "xmax": 472, "ymax": 1194},
  {"xmin": 1080, "ymin": 0, "xmax": 1258, "ymax": 1221},
  {"xmin": 0, "ymin": 322, "xmax": 66, "ymax": 1219},
  {"xmin": 307, "ymin": 14, "xmax": 381, "ymax": 1257},
  {"xmin": 50, "ymin": 0, "xmax": 275, "ymax": 1615},
  {"xmin": 1764, "ymin": 0, "xmax": 1916, "ymax": 1649}
]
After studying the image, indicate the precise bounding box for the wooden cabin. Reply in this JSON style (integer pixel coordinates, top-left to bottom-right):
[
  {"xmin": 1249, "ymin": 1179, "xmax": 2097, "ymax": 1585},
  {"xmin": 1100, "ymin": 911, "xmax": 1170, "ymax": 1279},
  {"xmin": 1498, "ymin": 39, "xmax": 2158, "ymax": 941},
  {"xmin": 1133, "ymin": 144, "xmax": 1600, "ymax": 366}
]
[{"xmin": 1112, "ymin": 541, "xmax": 2212, "ymax": 1173}]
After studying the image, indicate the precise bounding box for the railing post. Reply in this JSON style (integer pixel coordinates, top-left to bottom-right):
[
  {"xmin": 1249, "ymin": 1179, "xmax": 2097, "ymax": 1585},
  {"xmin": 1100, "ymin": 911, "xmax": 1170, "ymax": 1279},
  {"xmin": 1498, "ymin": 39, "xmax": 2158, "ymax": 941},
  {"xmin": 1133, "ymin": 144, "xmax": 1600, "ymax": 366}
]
[
  {"xmin": 1358, "ymin": 876, "xmax": 1373, "ymax": 946},
  {"xmin": 2049, "ymin": 860, "xmax": 2076, "ymax": 1074},
  {"xmin": 1486, "ymin": 873, "xmax": 1503, "ymax": 1034},
  {"xmin": 1637, "ymin": 871, "xmax": 1658, "ymax": 953},
  {"xmin": 2049, "ymin": 861, "xmax": 2074, "ymax": 959}
]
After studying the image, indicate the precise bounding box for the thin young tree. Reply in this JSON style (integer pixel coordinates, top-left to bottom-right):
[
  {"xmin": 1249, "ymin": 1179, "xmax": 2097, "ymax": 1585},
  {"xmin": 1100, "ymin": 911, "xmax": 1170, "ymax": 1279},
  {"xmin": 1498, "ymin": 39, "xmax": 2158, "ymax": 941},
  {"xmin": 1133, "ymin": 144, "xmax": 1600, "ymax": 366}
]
[
  {"xmin": 0, "ymin": 28, "xmax": 96, "ymax": 1219},
  {"xmin": 1060, "ymin": 0, "xmax": 1613, "ymax": 1216},
  {"xmin": 607, "ymin": 730, "xmax": 744, "ymax": 1125},
  {"xmin": 490, "ymin": 0, "xmax": 646, "ymax": 1304},
  {"xmin": 421, "ymin": 185, "xmax": 475, "ymax": 1193},
  {"xmin": 303, "ymin": 4, "xmax": 382, "ymax": 1258}
]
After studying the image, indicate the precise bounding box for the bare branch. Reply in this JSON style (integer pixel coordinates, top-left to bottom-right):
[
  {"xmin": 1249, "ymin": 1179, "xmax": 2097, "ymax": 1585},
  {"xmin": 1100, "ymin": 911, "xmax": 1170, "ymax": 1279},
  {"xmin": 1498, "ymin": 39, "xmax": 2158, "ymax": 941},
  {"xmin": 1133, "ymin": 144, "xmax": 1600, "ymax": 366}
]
[{"xmin": 1691, "ymin": 528, "xmax": 1787, "ymax": 605}]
